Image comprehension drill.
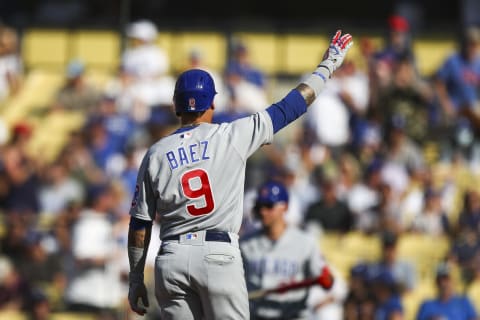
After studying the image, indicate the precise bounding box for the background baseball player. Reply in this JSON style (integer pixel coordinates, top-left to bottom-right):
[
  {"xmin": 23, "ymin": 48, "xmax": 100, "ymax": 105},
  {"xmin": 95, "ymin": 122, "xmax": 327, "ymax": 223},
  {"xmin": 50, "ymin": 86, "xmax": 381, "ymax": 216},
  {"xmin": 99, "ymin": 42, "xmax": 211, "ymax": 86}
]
[
  {"xmin": 127, "ymin": 30, "xmax": 353, "ymax": 319},
  {"xmin": 240, "ymin": 180, "xmax": 334, "ymax": 320}
]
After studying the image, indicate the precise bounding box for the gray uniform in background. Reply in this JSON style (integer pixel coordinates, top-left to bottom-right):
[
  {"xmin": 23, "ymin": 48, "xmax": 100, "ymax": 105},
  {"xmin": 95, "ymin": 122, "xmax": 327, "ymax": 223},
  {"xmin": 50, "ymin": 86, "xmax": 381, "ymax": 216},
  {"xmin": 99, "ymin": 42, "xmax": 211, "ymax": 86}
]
[
  {"xmin": 240, "ymin": 227, "xmax": 326, "ymax": 320},
  {"xmin": 130, "ymin": 111, "xmax": 273, "ymax": 319}
]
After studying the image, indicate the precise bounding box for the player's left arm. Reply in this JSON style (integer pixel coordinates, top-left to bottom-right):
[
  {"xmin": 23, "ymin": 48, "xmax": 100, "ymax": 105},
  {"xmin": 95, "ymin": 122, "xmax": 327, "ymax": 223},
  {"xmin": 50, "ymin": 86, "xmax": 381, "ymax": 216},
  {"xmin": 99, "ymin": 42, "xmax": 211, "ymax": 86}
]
[
  {"xmin": 266, "ymin": 30, "xmax": 353, "ymax": 133},
  {"xmin": 128, "ymin": 219, "xmax": 152, "ymax": 316},
  {"xmin": 127, "ymin": 152, "xmax": 157, "ymax": 316}
]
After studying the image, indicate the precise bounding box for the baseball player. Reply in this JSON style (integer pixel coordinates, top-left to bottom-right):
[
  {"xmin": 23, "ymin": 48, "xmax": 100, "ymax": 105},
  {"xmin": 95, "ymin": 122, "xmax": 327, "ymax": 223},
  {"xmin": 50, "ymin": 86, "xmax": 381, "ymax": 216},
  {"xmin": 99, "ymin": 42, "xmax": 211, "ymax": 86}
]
[
  {"xmin": 127, "ymin": 30, "xmax": 353, "ymax": 320},
  {"xmin": 240, "ymin": 180, "xmax": 334, "ymax": 320}
]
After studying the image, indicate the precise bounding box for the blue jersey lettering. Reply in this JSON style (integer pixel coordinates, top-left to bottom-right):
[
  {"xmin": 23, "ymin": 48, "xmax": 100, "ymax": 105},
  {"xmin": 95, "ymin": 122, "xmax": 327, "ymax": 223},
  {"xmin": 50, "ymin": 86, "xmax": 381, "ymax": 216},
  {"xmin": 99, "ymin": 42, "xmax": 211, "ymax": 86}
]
[
  {"xmin": 178, "ymin": 147, "xmax": 189, "ymax": 166},
  {"xmin": 201, "ymin": 141, "xmax": 210, "ymax": 160},
  {"xmin": 166, "ymin": 151, "xmax": 178, "ymax": 169},
  {"xmin": 189, "ymin": 144, "xmax": 199, "ymax": 163}
]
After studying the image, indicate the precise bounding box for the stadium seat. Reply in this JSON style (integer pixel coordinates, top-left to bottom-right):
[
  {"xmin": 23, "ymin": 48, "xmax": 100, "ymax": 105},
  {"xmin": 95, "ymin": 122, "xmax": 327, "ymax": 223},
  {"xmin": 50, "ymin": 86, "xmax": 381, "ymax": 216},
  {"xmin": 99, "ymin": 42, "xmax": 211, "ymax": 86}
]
[
  {"xmin": 0, "ymin": 311, "xmax": 27, "ymax": 320},
  {"xmin": 156, "ymin": 31, "xmax": 174, "ymax": 72},
  {"xmin": 70, "ymin": 30, "xmax": 120, "ymax": 71},
  {"xmin": 413, "ymin": 39, "xmax": 456, "ymax": 77},
  {"xmin": 340, "ymin": 231, "xmax": 382, "ymax": 262},
  {"xmin": 280, "ymin": 34, "xmax": 329, "ymax": 75},
  {"xmin": 26, "ymin": 111, "xmax": 85, "ymax": 163},
  {"xmin": 231, "ymin": 33, "xmax": 280, "ymax": 75},
  {"xmin": 403, "ymin": 279, "xmax": 436, "ymax": 320},
  {"xmin": 170, "ymin": 32, "xmax": 227, "ymax": 73},
  {"xmin": 467, "ymin": 279, "xmax": 480, "ymax": 315},
  {"xmin": 22, "ymin": 29, "xmax": 69, "ymax": 70},
  {"xmin": 1, "ymin": 70, "xmax": 63, "ymax": 125},
  {"xmin": 397, "ymin": 234, "xmax": 450, "ymax": 279},
  {"xmin": 50, "ymin": 312, "xmax": 96, "ymax": 320}
]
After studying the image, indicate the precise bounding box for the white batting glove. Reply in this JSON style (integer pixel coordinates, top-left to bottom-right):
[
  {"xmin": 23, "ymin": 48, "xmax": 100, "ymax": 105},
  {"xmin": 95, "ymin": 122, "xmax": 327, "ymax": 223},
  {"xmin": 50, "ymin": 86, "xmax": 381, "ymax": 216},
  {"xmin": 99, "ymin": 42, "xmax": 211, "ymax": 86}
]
[
  {"xmin": 319, "ymin": 30, "xmax": 353, "ymax": 76},
  {"xmin": 128, "ymin": 273, "xmax": 149, "ymax": 316},
  {"xmin": 302, "ymin": 30, "xmax": 353, "ymax": 98}
]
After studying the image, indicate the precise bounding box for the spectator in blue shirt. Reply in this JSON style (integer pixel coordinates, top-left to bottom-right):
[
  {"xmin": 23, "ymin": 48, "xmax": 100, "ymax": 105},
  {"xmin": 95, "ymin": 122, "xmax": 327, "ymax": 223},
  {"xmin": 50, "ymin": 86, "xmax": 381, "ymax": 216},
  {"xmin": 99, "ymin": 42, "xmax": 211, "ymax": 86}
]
[
  {"xmin": 225, "ymin": 42, "xmax": 265, "ymax": 88},
  {"xmin": 370, "ymin": 268, "xmax": 404, "ymax": 320},
  {"xmin": 416, "ymin": 262, "xmax": 478, "ymax": 320},
  {"xmin": 435, "ymin": 27, "xmax": 480, "ymax": 119}
]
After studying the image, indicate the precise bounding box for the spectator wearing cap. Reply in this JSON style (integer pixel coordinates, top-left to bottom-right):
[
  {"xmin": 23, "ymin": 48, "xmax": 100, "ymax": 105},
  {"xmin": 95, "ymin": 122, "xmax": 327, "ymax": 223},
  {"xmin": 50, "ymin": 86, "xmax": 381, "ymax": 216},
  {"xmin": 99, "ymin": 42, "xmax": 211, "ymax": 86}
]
[
  {"xmin": 370, "ymin": 15, "xmax": 415, "ymax": 108},
  {"xmin": 344, "ymin": 263, "xmax": 376, "ymax": 320},
  {"xmin": 370, "ymin": 268, "xmax": 404, "ymax": 320},
  {"xmin": 416, "ymin": 263, "xmax": 478, "ymax": 320},
  {"xmin": 65, "ymin": 183, "xmax": 123, "ymax": 314},
  {"xmin": 435, "ymin": 27, "xmax": 480, "ymax": 121},
  {"xmin": 54, "ymin": 59, "xmax": 102, "ymax": 112},
  {"xmin": 119, "ymin": 20, "xmax": 175, "ymax": 123},
  {"xmin": 122, "ymin": 20, "xmax": 169, "ymax": 80}
]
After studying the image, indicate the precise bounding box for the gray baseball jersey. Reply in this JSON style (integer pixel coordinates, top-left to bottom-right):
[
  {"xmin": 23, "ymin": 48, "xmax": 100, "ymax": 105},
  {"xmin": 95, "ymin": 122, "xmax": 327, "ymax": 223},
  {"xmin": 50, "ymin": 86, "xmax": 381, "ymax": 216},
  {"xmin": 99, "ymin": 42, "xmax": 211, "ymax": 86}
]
[
  {"xmin": 240, "ymin": 226, "xmax": 326, "ymax": 319},
  {"xmin": 130, "ymin": 110, "xmax": 273, "ymax": 236}
]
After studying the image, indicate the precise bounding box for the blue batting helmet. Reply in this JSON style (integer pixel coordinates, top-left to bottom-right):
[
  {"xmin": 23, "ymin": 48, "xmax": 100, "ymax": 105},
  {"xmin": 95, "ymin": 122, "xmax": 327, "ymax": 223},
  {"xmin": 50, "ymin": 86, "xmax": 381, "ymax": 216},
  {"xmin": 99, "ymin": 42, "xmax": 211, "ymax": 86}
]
[
  {"xmin": 255, "ymin": 181, "xmax": 289, "ymax": 206},
  {"xmin": 174, "ymin": 69, "xmax": 217, "ymax": 114}
]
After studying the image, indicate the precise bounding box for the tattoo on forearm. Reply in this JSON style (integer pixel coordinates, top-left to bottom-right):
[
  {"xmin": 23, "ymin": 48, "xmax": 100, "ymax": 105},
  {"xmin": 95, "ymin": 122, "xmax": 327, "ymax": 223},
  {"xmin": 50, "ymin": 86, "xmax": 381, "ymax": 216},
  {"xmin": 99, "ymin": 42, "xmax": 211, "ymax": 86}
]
[
  {"xmin": 128, "ymin": 228, "xmax": 148, "ymax": 248},
  {"xmin": 296, "ymin": 83, "xmax": 316, "ymax": 106}
]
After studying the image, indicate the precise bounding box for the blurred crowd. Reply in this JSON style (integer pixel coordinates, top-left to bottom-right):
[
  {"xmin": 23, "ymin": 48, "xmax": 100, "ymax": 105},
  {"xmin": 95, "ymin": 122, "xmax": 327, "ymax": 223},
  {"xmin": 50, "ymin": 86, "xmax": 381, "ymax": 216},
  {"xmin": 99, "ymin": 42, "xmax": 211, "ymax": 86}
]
[{"xmin": 0, "ymin": 15, "xmax": 479, "ymax": 320}]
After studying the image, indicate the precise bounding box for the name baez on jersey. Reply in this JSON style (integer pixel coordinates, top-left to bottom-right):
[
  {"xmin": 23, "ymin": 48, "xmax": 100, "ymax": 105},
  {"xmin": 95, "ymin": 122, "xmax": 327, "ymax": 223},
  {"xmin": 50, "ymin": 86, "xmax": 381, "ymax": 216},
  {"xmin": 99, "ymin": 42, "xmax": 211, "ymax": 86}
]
[{"xmin": 166, "ymin": 140, "xmax": 210, "ymax": 170}]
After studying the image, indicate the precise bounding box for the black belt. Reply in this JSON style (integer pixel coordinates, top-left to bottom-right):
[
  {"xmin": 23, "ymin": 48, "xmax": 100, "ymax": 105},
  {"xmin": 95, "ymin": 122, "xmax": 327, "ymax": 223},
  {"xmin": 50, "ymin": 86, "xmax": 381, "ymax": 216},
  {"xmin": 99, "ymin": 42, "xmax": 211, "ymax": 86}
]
[{"xmin": 162, "ymin": 230, "xmax": 231, "ymax": 243}]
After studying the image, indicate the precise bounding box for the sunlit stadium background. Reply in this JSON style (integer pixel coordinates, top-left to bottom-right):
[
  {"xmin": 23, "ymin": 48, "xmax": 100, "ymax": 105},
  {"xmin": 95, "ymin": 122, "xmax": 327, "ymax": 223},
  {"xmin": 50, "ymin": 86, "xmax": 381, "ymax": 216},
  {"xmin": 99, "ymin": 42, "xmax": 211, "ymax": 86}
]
[{"xmin": 0, "ymin": 0, "xmax": 479, "ymax": 319}]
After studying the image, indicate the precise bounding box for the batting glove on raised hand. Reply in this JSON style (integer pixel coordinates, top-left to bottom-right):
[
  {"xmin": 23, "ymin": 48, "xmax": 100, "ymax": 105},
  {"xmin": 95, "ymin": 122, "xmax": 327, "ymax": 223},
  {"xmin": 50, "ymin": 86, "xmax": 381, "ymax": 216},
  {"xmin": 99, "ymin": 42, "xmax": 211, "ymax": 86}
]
[
  {"xmin": 319, "ymin": 30, "xmax": 353, "ymax": 76},
  {"xmin": 128, "ymin": 273, "xmax": 149, "ymax": 316}
]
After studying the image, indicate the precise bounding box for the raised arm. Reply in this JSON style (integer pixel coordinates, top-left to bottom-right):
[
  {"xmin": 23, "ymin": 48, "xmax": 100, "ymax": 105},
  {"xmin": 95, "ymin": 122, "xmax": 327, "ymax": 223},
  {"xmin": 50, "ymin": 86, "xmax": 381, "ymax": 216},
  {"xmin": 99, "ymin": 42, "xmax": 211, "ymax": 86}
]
[
  {"xmin": 298, "ymin": 30, "xmax": 353, "ymax": 105},
  {"xmin": 266, "ymin": 30, "xmax": 353, "ymax": 133}
]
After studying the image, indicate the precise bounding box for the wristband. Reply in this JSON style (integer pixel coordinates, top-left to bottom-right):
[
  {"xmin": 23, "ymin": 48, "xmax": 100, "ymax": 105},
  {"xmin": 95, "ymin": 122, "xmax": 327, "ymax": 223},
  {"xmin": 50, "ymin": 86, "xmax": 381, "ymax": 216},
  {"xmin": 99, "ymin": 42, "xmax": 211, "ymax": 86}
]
[
  {"xmin": 301, "ymin": 64, "xmax": 331, "ymax": 97},
  {"xmin": 128, "ymin": 246, "xmax": 146, "ymax": 279}
]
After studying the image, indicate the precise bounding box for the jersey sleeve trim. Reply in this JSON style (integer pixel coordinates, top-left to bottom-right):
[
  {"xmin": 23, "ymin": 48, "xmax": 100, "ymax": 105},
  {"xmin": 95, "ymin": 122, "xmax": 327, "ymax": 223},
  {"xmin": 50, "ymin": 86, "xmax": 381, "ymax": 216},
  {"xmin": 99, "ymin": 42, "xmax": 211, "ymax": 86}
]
[{"xmin": 266, "ymin": 89, "xmax": 308, "ymax": 133}]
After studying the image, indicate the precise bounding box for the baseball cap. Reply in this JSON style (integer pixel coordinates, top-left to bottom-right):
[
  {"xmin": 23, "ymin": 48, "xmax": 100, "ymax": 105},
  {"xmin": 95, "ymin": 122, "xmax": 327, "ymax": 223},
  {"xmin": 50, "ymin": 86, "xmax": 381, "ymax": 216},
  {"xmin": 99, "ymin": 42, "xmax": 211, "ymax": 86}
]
[
  {"xmin": 66, "ymin": 59, "xmax": 85, "ymax": 79},
  {"xmin": 388, "ymin": 15, "xmax": 409, "ymax": 32},
  {"xmin": 255, "ymin": 181, "xmax": 289, "ymax": 206},
  {"xmin": 435, "ymin": 262, "xmax": 451, "ymax": 278},
  {"xmin": 371, "ymin": 268, "xmax": 396, "ymax": 287},
  {"xmin": 127, "ymin": 20, "xmax": 158, "ymax": 42}
]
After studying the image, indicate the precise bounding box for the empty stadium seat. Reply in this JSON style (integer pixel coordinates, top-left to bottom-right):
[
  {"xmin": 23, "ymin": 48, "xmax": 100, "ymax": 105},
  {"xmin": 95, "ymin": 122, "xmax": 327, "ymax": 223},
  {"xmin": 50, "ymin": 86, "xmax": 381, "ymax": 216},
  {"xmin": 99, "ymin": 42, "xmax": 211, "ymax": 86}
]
[
  {"xmin": 0, "ymin": 311, "xmax": 27, "ymax": 320},
  {"xmin": 397, "ymin": 234, "xmax": 450, "ymax": 279},
  {"xmin": 467, "ymin": 279, "xmax": 480, "ymax": 314},
  {"xmin": 1, "ymin": 69, "xmax": 63, "ymax": 125},
  {"xmin": 70, "ymin": 30, "xmax": 120, "ymax": 71},
  {"xmin": 280, "ymin": 34, "xmax": 329, "ymax": 75},
  {"xmin": 413, "ymin": 39, "xmax": 456, "ymax": 77},
  {"xmin": 50, "ymin": 312, "xmax": 96, "ymax": 320},
  {"xmin": 156, "ymin": 31, "xmax": 174, "ymax": 72},
  {"xmin": 22, "ymin": 29, "xmax": 69, "ymax": 70},
  {"xmin": 231, "ymin": 33, "xmax": 280, "ymax": 75},
  {"xmin": 170, "ymin": 32, "xmax": 226, "ymax": 73}
]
